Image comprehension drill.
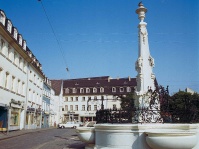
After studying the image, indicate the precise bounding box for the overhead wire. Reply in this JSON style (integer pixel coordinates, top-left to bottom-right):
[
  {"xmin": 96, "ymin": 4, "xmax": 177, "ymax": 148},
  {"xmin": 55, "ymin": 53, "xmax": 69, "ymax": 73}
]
[{"xmin": 38, "ymin": 0, "xmax": 70, "ymax": 78}]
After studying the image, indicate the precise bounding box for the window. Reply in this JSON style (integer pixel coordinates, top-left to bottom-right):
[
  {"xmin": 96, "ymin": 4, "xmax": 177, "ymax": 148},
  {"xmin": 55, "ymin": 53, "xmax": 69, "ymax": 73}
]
[
  {"xmin": 113, "ymin": 104, "xmax": 117, "ymax": 110},
  {"xmin": 22, "ymin": 82, "xmax": 25, "ymax": 95},
  {"xmin": 11, "ymin": 76, "xmax": 15, "ymax": 92},
  {"xmin": 70, "ymin": 97, "xmax": 73, "ymax": 101},
  {"xmin": 75, "ymin": 105, "xmax": 78, "ymax": 111},
  {"xmin": 94, "ymin": 105, "xmax": 97, "ymax": 111},
  {"xmin": 65, "ymin": 88, "xmax": 69, "ymax": 94},
  {"xmin": 0, "ymin": 39, "xmax": 5, "ymax": 53},
  {"xmin": 80, "ymin": 88, "xmax": 84, "ymax": 93},
  {"xmin": 0, "ymin": 11, "xmax": 6, "ymax": 25},
  {"xmin": 72, "ymin": 88, "xmax": 77, "ymax": 93},
  {"xmin": 18, "ymin": 35, "xmax": 22, "ymax": 46},
  {"xmin": 82, "ymin": 105, "xmax": 85, "ymax": 111},
  {"xmin": 65, "ymin": 105, "xmax": 68, "ymax": 111},
  {"xmin": 94, "ymin": 96, "xmax": 97, "ymax": 100},
  {"xmin": 100, "ymin": 87, "xmax": 104, "ymax": 93},
  {"xmin": 76, "ymin": 97, "xmax": 78, "ymax": 101},
  {"xmin": 87, "ymin": 105, "xmax": 91, "ymax": 111},
  {"xmin": 5, "ymin": 72, "xmax": 9, "ymax": 89},
  {"xmin": 65, "ymin": 97, "xmax": 68, "ymax": 102},
  {"xmin": 93, "ymin": 88, "xmax": 97, "ymax": 93},
  {"xmin": 127, "ymin": 87, "xmax": 131, "ymax": 92},
  {"xmin": 23, "ymin": 40, "xmax": 26, "ymax": 50},
  {"xmin": 7, "ymin": 20, "xmax": 12, "ymax": 33},
  {"xmin": 112, "ymin": 87, "xmax": 116, "ymax": 92},
  {"xmin": 0, "ymin": 67, "xmax": 3, "ymax": 87},
  {"xmin": 120, "ymin": 87, "xmax": 124, "ymax": 92},
  {"xmin": 13, "ymin": 28, "xmax": 18, "ymax": 40},
  {"xmin": 86, "ymin": 88, "xmax": 90, "ymax": 93},
  {"xmin": 70, "ymin": 105, "xmax": 73, "ymax": 111},
  {"xmin": 14, "ymin": 52, "xmax": 17, "ymax": 65},
  {"xmin": 82, "ymin": 97, "xmax": 85, "ymax": 101},
  {"xmin": 7, "ymin": 46, "xmax": 11, "ymax": 59}
]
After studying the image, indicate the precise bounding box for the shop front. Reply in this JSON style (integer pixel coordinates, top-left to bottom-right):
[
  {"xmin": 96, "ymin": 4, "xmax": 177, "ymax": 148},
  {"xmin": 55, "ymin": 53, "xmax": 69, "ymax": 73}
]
[
  {"xmin": 64, "ymin": 112, "xmax": 79, "ymax": 122},
  {"xmin": 9, "ymin": 99, "xmax": 25, "ymax": 131},
  {"xmin": 25, "ymin": 107, "xmax": 36, "ymax": 129}
]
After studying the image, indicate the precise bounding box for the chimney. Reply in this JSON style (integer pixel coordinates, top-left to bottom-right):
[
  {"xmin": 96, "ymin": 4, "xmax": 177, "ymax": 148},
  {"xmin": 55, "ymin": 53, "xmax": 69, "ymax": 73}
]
[
  {"xmin": 108, "ymin": 77, "xmax": 111, "ymax": 82},
  {"xmin": 128, "ymin": 76, "xmax": 131, "ymax": 81}
]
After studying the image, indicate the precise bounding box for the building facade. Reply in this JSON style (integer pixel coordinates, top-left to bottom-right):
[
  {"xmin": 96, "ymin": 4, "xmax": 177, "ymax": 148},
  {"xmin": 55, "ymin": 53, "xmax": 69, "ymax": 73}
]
[
  {"xmin": 61, "ymin": 76, "xmax": 136, "ymax": 123},
  {"xmin": 0, "ymin": 10, "xmax": 44, "ymax": 131}
]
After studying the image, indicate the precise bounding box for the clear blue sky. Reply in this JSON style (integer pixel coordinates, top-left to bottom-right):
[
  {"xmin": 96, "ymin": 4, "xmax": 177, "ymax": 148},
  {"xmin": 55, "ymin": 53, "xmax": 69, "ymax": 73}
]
[{"xmin": 0, "ymin": 0, "xmax": 198, "ymax": 94}]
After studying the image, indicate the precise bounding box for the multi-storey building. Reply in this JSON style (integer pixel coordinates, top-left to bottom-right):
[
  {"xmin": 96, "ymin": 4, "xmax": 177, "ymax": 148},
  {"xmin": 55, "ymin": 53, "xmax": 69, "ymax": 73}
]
[
  {"xmin": 61, "ymin": 76, "xmax": 136, "ymax": 123},
  {"xmin": 0, "ymin": 10, "xmax": 44, "ymax": 131},
  {"xmin": 51, "ymin": 80, "xmax": 64, "ymax": 125},
  {"xmin": 42, "ymin": 77, "xmax": 51, "ymax": 128}
]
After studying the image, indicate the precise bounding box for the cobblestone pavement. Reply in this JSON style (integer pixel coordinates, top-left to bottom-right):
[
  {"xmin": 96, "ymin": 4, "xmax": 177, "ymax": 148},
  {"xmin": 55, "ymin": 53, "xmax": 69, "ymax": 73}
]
[{"xmin": 0, "ymin": 127, "xmax": 86, "ymax": 149}]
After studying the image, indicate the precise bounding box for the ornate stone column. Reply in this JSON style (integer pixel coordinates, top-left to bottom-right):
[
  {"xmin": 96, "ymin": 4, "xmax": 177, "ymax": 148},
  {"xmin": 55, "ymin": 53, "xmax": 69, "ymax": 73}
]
[{"xmin": 134, "ymin": 2, "xmax": 162, "ymax": 123}]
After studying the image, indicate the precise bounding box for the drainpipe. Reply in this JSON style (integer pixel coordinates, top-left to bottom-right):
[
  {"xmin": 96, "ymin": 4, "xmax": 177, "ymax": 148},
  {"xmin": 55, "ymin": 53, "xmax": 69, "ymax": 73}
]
[{"xmin": 6, "ymin": 105, "xmax": 9, "ymax": 135}]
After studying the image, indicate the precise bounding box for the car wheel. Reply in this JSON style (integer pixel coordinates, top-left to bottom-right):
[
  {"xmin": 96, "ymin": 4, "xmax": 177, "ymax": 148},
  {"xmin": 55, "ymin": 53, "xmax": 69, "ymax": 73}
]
[{"xmin": 73, "ymin": 126, "xmax": 77, "ymax": 129}]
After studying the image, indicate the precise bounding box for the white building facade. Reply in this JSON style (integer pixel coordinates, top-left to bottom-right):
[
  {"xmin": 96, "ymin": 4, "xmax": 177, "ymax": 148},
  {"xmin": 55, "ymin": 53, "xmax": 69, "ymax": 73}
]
[
  {"xmin": 0, "ymin": 9, "xmax": 44, "ymax": 131},
  {"xmin": 61, "ymin": 76, "xmax": 136, "ymax": 123}
]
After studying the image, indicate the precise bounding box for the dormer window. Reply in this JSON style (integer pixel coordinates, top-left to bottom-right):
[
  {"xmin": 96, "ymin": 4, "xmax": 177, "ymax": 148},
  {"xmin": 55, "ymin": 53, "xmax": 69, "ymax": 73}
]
[
  {"xmin": 18, "ymin": 34, "xmax": 22, "ymax": 46},
  {"xmin": 7, "ymin": 20, "xmax": 12, "ymax": 33},
  {"xmin": 93, "ymin": 87, "xmax": 97, "ymax": 93},
  {"xmin": 0, "ymin": 11, "xmax": 6, "ymax": 25},
  {"xmin": 72, "ymin": 88, "xmax": 77, "ymax": 93},
  {"xmin": 65, "ymin": 88, "xmax": 69, "ymax": 94},
  {"xmin": 120, "ymin": 87, "xmax": 124, "ymax": 92},
  {"xmin": 80, "ymin": 88, "xmax": 84, "ymax": 93},
  {"xmin": 13, "ymin": 28, "xmax": 18, "ymax": 40},
  {"xmin": 112, "ymin": 87, "xmax": 116, "ymax": 92},
  {"xmin": 86, "ymin": 88, "xmax": 90, "ymax": 93},
  {"xmin": 100, "ymin": 87, "xmax": 104, "ymax": 93},
  {"xmin": 127, "ymin": 87, "xmax": 131, "ymax": 92},
  {"xmin": 23, "ymin": 40, "xmax": 26, "ymax": 50}
]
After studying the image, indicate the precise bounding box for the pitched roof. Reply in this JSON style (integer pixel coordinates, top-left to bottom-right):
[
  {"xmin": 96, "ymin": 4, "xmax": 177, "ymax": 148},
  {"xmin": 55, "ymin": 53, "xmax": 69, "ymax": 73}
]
[
  {"xmin": 51, "ymin": 80, "xmax": 62, "ymax": 95},
  {"xmin": 62, "ymin": 76, "xmax": 137, "ymax": 95}
]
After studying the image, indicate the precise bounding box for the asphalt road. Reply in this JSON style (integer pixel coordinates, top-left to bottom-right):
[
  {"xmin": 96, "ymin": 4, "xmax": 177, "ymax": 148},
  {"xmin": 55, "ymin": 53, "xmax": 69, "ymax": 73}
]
[{"xmin": 0, "ymin": 128, "xmax": 86, "ymax": 149}]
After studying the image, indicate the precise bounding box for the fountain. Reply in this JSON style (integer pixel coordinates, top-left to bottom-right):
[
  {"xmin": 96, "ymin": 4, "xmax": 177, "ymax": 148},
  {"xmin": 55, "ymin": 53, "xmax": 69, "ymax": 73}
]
[{"xmin": 76, "ymin": 2, "xmax": 199, "ymax": 149}]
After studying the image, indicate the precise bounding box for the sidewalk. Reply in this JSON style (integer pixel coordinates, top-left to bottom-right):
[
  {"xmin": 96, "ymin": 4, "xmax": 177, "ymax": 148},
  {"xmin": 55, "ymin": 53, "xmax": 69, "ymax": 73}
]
[{"xmin": 0, "ymin": 127, "xmax": 55, "ymax": 140}]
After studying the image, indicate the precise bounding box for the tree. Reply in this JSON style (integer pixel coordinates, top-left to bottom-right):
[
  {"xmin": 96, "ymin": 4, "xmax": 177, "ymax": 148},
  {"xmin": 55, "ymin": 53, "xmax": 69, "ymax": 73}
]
[
  {"xmin": 120, "ymin": 93, "xmax": 135, "ymax": 111},
  {"xmin": 169, "ymin": 91, "xmax": 199, "ymax": 123}
]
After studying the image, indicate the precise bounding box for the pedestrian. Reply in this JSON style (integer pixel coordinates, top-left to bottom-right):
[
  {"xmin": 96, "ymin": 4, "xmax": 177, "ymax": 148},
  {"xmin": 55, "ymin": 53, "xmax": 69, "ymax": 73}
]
[{"xmin": 54, "ymin": 121, "xmax": 56, "ymax": 127}]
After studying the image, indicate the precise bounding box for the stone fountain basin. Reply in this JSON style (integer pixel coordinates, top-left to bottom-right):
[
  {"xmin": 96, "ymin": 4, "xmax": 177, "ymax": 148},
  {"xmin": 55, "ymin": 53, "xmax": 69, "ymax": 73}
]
[
  {"xmin": 146, "ymin": 131, "xmax": 198, "ymax": 149},
  {"xmin": 76, "ymin": 127, "xmax": 95, "ymax": 144}
]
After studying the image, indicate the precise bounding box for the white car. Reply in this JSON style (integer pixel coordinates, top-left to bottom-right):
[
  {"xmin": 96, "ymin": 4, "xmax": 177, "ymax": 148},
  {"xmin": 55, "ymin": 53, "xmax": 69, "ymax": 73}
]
[{"xmin": 58, "ymin": 121, "xmax": 80, "ymax": 129}]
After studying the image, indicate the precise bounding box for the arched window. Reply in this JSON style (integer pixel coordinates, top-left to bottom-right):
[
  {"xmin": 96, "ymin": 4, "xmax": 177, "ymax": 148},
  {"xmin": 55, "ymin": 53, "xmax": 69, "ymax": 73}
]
[{"xmin": 0, "ymin": 11, "xmax": 6, "ymax": 25}]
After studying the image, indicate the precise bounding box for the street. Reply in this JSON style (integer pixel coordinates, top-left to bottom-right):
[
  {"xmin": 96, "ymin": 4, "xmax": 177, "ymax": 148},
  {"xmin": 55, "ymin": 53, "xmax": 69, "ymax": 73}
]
[{"xmin": 0, "ymin": 128, "xmax": 86, "ymax": 149}]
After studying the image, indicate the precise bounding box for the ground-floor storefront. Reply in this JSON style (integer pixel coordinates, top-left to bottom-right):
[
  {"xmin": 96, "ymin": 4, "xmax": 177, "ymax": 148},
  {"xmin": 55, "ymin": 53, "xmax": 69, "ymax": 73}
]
[
  {"xmin": 63, "ymin": 112, "xmax": 96, "ymax": 123},
  {"xmin": 25, "ymin": 107, "xmax": 42, "ymax": 129},
  {"xmin": 0, "ymin": 104, "xmax": 8, "ymax": 131}
]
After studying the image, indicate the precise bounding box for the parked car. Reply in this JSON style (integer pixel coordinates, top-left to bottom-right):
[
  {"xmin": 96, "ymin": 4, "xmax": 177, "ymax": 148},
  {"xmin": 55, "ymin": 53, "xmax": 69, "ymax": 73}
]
[
  {"xmin": 82, "ymin": 121, "xmax": 96, "ymax": 127},
  {"xmin": 58, "ymin": 121, "xmax": 80, "ymax": 129}
]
